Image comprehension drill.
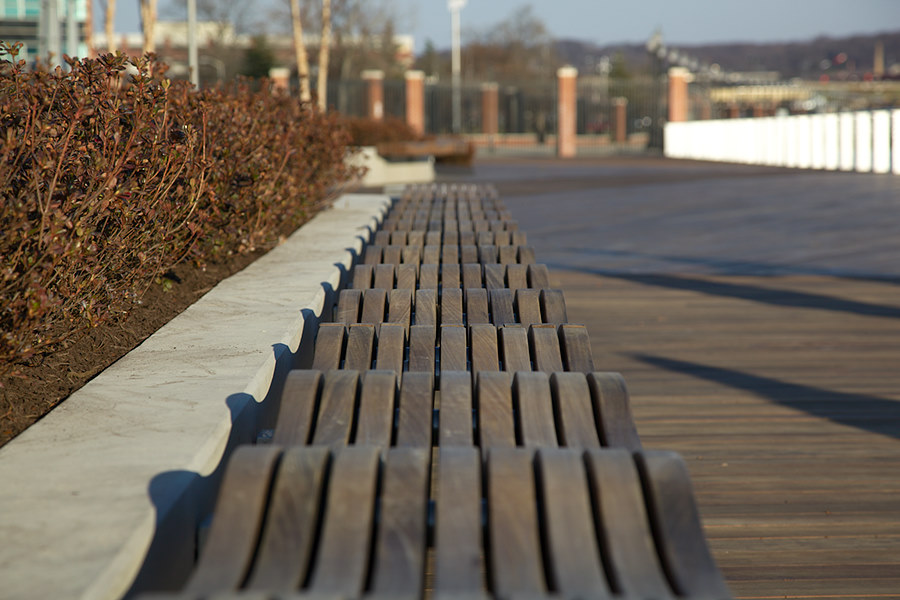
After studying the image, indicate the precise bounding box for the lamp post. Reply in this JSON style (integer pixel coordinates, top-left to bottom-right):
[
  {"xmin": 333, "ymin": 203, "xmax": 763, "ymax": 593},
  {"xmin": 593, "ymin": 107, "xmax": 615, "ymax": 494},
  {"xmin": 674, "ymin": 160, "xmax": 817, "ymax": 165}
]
[
  {"xmin": 448, "ymin": 0, "xmax": 467, "ymax": 133},
  {"xmin": 188, "ymin": 0, "xmax": 198, "ymax": 87}
]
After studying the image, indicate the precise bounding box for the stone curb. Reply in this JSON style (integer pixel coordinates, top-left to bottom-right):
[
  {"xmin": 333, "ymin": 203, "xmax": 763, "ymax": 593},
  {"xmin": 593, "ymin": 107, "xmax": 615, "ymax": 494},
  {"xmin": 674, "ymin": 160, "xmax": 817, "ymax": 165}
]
[{"xmin": 0, "ymin": 194, "xmax": 391, "ymax": 600}]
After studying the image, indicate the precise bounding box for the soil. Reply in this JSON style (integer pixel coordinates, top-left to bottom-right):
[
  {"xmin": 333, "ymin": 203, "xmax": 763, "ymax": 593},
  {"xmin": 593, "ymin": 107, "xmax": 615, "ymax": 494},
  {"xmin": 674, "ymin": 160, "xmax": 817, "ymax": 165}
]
[{"xmin": 0, "ymin": 250, "xmax": 265, "ymax": 448}]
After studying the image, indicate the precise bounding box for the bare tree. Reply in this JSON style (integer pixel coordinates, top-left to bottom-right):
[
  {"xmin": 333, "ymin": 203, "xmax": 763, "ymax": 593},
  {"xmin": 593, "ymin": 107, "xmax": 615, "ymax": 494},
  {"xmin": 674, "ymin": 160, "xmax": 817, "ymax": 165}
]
[
  {"xmin": 317, "ymin": 0, "xmax": 332, "ymax": 110},
  {"xmin": 139, "ymin": 0, "xmax": 158, "ymax": 53},
  {"xmin": 290, "ymin": 0, "xmax": 312, "ymax": 101},
  {"xmin": 97, "ymin": 0, "xmax": 117, "ymax": 52}
]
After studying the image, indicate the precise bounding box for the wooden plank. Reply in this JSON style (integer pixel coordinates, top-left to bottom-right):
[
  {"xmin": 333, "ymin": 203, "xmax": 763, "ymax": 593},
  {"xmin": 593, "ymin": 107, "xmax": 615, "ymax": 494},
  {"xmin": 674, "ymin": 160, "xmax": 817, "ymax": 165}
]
[
  {"xmin": 439, "ymin": 370, "xmax": 474, "ymax": 446},
  {"xmin": 489, "ymin": 289, "xmax": 516, "ymax": 327},
  {"xmin": 396, "ymin": 264, "xmax": 417, "ymax": 290},
  {"xmin": 387, "ymin": 289, "xmax": 412, "ymax": 331},
  {"xmin": 407, "ymin": 230, "xmax": 425, "ymax": 246},
  {"xmin": 434, "ymin": 448, "xmax": 483, "ymax": 594},
  {"xmin": 540, "ymin": 289, "xmax": 568, "ymax": 325},
  {"xmin": 355, "ymin": 370, "xmax": 396, "ymax": 446},
  {"xmin": 637, "ymin": 451, "xmax": 732, "ymax": 598},
  {"xmin": 352, "ymin": 264, "xmax": 373, "ymax": 289},
  {"xmin": 376, "ymin": 323, "xmax": 406, "ymax": 373},
  {"xmin": 361, "ymin": 288, "xmax": 387, "ymax": 324},
  {"xmin": 494, "ymin": 230, "xmax": 511, "ymax": 246},
  {"xmin": 343, "ymin": 324, "xmax": 375, "ymax": 372},
  {"xmin": 477, "ymin": 231, "xmax": 493, "ymax": 246},
  {"xmin": 401, "ymin": 245, "xmax": 421, "ymax": 267},
  {"xmin": 511, "ymin": 231, "xmax": 527, "ymax": 245},
  {"xmin": 336, "ymin": 289, "xmax": 362, "ymax": 324},
  {"xmin": 506, "ymin": 264, "xmax": 528, "ymax": 290},
  {"xmin": 483, "ymin": 264, "xmax": 506, "ymax": 290},
  {"xmin": 458, "ymin": 231, "xmax": 475, "ymax": 246},
  {"xmin": 587, "ymin": 372, "xmax": 642, "ymax": 451},
  {"xmin": 185, "ymin": 445, "xmax": 282, "ymax": 593},
  {"xmin": 470, "ymin": 324, "xmax": 500, "ymax": 372},
  {"xmin": 515, "ymin": 289, "xmax": 542, "ymax": 326},
  {"xmin": 414, "ymin": 288, "xmax": 438, "ymax": 327},
  {"xmin": 498, "ymin": 245, "xmax": 518, "ymax": 265},
  {"xmin": 461, "ymin": 264, "xmax": 482, "ymax": 291},
  {"xmin": 441, "ymin": 287, "xmax": 464, "ymax": 326},
  {"xmin": 374, "ymin": 230, "xmax": 391, "ymax": 246},
  {"xmin": 383, "ymin": 245, "xmax": 402, "ymax": 265},
  {"xmin": 245, "ymin": 446, "xmax": 330, "ymax": 591},
  {"xmin": 559, "ymin": 324, "xmax": 595, "ymax": 373},
  {"xmin": 273, "ymin": 370, "xmax": 322, "ymax": 445},
  {"xmin": 311, "ymin": 324, "xmax": 345, "ymax": 371},
  {"xmin": 529, "ymin": 324, "xmax": 564, "ymax": 373},
  {"xmin": 517, "ymin": 246, "xmax": 536, "ymax": 264},
  {"xmin": 407, "ymin": 325, "xmax": 435, "ymax": 375},
  {"xmin": 478, "ymin": 245, "xmax": 498, "ymax": 264},
  {"xmin": 311, "ymin": 370, "xmax": 359, "ymax": 446},
  {"xmin": 441, "ymin": 263, "xmax": 460, "ymax": 289},
  {"xmin": 582, "ymin": 449, "xmax": 672, "ymax": 598},
  {"xmin": 498, "ymin": 326, "xmax": 532, "ymax": 372},
  {"xmin": 460, "ymin": 245, "xmax": 478, "ymax": 263},
  {"xmin": 370, "ymin": 448, "xmax": 431, "ymax": 596},
  {"xmin": 441, "ymin": 244, "xmax": 459, "ymax": 264},
  {"xmin": 513, "ymin": 371, "xmax": 558, "ymax": 447},
  {"xmin": 527, "ymin": 264, "xmax": 551, "ymax": 288},
  {"xmin": 536, "ymin": 448, "xmax": 612, "ymax": 598},
  {"xmin": 307, "ymin": 446, "xmax": 381, "ymax": 597},
  {"xmin": 418, "ymin": 263, "xmax": 439, "ymax": 290},
  {"xmin": 396, "ymin": 371, "xmax": 434, "ymax": 447},
  {"xmin": 486, "ymin": 448, "xmax": 547, "ymax": 597},
  {"xmin": 476, "ymin": 371, "xmax": 516, "ymax": 449},
  {"xmin": 373, "ymin": 264, "xmax": 395, "ymax": 290},
  {"xmin": 422, "ymin": 245, "xmax": 440, "ymax": 264},
  {"xmin": 550, "ymin": 372, "xmax": 601, "ymax": 448},
  {"xmin": 425, "ymin": 230, "xmax": 442, "ymax": 246},
  {"xmin": 440, "ymin": 325, "xmax": 468, "ymax": 373},
  {"xmin": 364, "ymin": 245, "xmax": 382, "ymax": 265},
  {"xmin": 390, "ymin": 230, "xmax": 407, "ymax": 245},
  {"xmin": 465, "ymin": 288, "xmax": 490, "ymax": 325}
]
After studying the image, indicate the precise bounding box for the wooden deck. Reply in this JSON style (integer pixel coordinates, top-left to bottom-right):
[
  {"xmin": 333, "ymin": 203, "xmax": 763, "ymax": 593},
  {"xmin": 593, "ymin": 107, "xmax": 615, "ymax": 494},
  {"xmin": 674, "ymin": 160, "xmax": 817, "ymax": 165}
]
[{"xmin": 478, "ymin": 156, "xmax": 900, "ymax": 599}]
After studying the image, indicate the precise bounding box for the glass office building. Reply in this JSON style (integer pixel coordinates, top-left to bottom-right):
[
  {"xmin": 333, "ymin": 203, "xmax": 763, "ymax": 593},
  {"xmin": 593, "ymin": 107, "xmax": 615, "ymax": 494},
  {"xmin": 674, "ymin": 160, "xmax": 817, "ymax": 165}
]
[{"xmin": 1, "ymin": 0, "xmax": 90, "ymax": 64}]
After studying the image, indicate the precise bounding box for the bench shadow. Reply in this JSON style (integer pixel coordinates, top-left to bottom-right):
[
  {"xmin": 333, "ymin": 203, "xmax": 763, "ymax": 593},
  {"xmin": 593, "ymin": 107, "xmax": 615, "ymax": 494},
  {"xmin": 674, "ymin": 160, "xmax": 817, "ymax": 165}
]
[
  {"xmin": 553, "ymin": 265, "xmax": 900, "ymax": 320},
  {"xmin": 555, "ymin": 247, "xmax": 900, "ymax": 283},
  {"xmin": 125, "ymin": 310, "xmax": 322, "ymax": 597},
  {"xmin": 630, "ymin": 353, "xmax": 900, "ymax": 441}
]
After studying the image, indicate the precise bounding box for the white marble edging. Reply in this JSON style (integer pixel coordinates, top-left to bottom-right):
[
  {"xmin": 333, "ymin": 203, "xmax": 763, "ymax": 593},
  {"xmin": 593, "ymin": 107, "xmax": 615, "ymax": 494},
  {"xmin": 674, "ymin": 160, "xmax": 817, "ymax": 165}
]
[{"xmin": 0, "ymin": 194, "xmax": 391, "ymax": 600}]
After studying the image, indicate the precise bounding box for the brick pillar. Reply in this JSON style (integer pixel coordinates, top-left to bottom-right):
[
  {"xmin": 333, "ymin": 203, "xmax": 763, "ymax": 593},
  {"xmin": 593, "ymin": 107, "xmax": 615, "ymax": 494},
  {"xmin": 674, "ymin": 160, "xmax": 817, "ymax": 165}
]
[
  {"xmin": 728, "ymin": 104, "xmax": 741, "ymax": 119},
  {"xmin": 404, "ymin": 70, "xmax": 425, "ymax": 136},
  {"xmin": 481, "ymin": 82, "xmax": 499, "ymax": 136},
  {"xmin": 362, "ymin": 69, "xmax": 384, "ymax": 121},
  {"xmin": 269, "ymin": 67, "xmax": 290, "ymax": 93},
  {"xmin": 667, "ymin": 67, "xmax": 690, "ymax": 122},
  {"xmin": 557, "ymin": 66, "xmax": 578, "ymax": 158},
  {"xmin": 612, "ymin": 97, "xmax": 628, "ymax": 143},
  {"xmin": 752, "ymin": 104, "xmax": 765, "ymax": 118},
  {"xmin": 700, "ymin": 100, "xmax": 712, "ymax": 120}
]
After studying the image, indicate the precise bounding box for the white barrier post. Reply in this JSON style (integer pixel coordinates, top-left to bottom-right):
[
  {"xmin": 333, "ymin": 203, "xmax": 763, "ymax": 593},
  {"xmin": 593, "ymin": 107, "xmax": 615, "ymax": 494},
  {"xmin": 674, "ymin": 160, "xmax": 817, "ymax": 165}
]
[
  {"xmin": 894, "ymin": 110, "xmax": 900, "ymax": 175},
  {"xmin": 855, "ymin": 112, "xmax": 873, "ymax": 172},
  {"xmin": 810, "ymin": 114, "xmax": 826, "ymax": 169},
  {"xmin": 872, "ymin": 110, "xmax": 891, "ymax": 174},
  {"xmin": 839, "ymin": 113, "xmax": 855, "ymax": 171},
  {"xmin": 824, "ymin": 113, "xmax": 840, "ymax": 170}
]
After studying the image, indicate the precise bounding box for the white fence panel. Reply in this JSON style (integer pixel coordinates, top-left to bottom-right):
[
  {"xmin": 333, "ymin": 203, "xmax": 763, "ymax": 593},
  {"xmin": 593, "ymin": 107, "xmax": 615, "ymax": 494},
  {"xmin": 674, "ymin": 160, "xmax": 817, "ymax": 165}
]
[
  {"xmin": 872, "ymin": 111, "xmax": 891, "ymax": 174},
  {"xmin": 855, "ymin": 112, "xmax": 873, "ymax": 172}
]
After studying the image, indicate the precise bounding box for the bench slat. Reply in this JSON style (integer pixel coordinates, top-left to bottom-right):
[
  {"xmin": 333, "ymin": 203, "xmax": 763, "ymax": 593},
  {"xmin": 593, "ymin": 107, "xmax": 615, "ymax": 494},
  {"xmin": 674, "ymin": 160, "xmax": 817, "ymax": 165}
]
[
  {"xmin": 560, "ymin": 324, "xmax": 595, "ymax": 372},
  {"xmin": 414, "ymin": 289, "xmax": 437, "ymax": 327},
  {"xmin": 513, "ymin": 372, "xmax": 558, "ymax": 448},
  {"xmin": 506, "ymin": 264, "xmax": 528, "ymax": 290},
  {"xmin": 419, "ymin": 263, "xmax": 439, "ymax": 290},
  {"xmin": 352, "ymin": 264, "xmax": 373, "ymax": 289},
  {"xmin": 273, "ymin": 370, "xmax": 321, "ymax": 445},
  {"xmin": 461, "ymin": 263, "xmax": 482, "ymax": 290},
  {"xmin": 396, "ymin": 372, "xmax": 434, "ymax": 447},
  {"xmin": 307, "ymin": 447, "xmax": 380, "ymax": 596},
  {"xmin": 343, "ymin": 324, "xmax": 375, "ymax": 371},
  {"xmin": 537, "ymin": 448, "xmax": 612, "ymax": 598},
  {"xmin": 588, "ymin": 372, "xmax": 642, "ymax": 451},
  {"xmin": 551, "ymin": 372, "xmax": 601, "ymax": 448},
  {"xmin": 465, "ymin": 288, "xmax": 490, "ymax": 325},
  {"xmin": 441, "ymin": 287, "xmax": 464, "ymax": 326},
  {"xmin": 470, "ymin": 324, "xmax": 500, "ymax": 372},
  {"xmin": 355, "ymin": 370, "xmax": 396, "ymax": 446},
  {"xmin": 407, "ymin": 325, "xmax": 435, "ymax": 376},
  {"xmin": 441, "ymin": 263, "xmax": 461, "ymax": 289},
  {"xmin": 369, "ymin": 448, "xmax": 430, "ymax": 595},
  {"xmin": 440, "ymin": 326, "xmax": 468, "ymax": 373},
  {"xmin": 483, "ymin": 263, "xmax": 506, "ymax": 290},
  {"xmin": 387, "ymin": 289, "xmax": 412, "ymax": 331},
  {"xmin": 373, "ymin": 264, "xmax": 395, "ymax": 290},
  {"xmin": 311, "ymin": 324, "xmax": 345, "ymax": 371},
  {"xmin": 527, "ymin": 264, "xmax": 551, "ymax": 288},
  {"xmin": 489, "ymin": 289, "xmax": 516, "ymax": 327},
  {"xmin": 486, "ymin": 448, "xmax": 547, "ymax": 597},
  {"xmin": 439, "ymin": 371, "xmax": 474, "ymax": 446},
  {"xmin": 515, "ymin": 289, "xmax": 542, "ymax": 326},
  {"xmin": 245, "ymin": 446, "xmax": 329, "ymax": 590},
  {"xmin": 311, "ymin": 370, "xmax": 359, "ymax": 446},
  {"xmin": 498, "ymin": 326, "xmax": 531, "ymax": 372},
  {"xmin": 434, "ymin": 448, "xmax": 483, "ymax": 594},
  {"xmin": 476, "ymin": 372, "xmax": 515, "ymax": 449},
  {"xmin": 336, "ymin": 289, "xmax": 362, "ymax": 324},
  {"xmin": 530, "ymin": 324, "xmax": 564, "ymax": 373},
  {"xmin": 375, "ymin": 323, "xmax": 406, "ymax": 373},
  {"xmin": 540, "ymin": 289, "xmax": 568, "ymax": 325}
]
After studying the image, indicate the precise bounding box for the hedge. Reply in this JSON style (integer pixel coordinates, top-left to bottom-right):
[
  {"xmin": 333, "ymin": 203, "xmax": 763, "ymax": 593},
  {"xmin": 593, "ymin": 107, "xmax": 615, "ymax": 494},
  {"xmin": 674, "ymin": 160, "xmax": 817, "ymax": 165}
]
[{"xmin": 0, "ymin": 44, "xmax": 359, "ymax": 378}]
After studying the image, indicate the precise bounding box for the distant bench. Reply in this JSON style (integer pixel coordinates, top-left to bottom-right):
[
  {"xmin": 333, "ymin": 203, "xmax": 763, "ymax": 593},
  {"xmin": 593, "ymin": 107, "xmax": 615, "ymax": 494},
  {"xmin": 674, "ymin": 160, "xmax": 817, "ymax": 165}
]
[{"xmin": 376, "ymin": 138, "xmax": 475, "ymax": 165}]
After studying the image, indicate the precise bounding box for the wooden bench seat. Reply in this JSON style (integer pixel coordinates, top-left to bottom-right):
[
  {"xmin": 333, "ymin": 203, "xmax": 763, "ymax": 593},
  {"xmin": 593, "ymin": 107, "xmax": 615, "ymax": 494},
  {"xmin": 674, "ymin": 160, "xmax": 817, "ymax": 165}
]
[
  {"xmin": 134, "ymin": 182, "xmax": 732, "ymax": 599},
  {"xmin": 141, "ymin": 446, "xmax": 728, "ymax": 600}
]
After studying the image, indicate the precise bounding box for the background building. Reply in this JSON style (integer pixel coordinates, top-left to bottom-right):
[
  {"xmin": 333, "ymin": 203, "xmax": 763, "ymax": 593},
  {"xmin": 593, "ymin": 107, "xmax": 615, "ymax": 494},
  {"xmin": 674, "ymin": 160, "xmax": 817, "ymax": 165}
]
[{"xmin": 1, "ymin": 0, "xmax": 91, "ymax": 65}]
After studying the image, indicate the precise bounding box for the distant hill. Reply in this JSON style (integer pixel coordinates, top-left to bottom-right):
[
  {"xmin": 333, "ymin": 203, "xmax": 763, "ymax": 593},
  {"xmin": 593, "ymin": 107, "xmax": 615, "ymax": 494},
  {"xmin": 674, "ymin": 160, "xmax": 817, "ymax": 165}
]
[{"xmin": 555, "ymin": 30, "xmax": 900, "ymax": 80}]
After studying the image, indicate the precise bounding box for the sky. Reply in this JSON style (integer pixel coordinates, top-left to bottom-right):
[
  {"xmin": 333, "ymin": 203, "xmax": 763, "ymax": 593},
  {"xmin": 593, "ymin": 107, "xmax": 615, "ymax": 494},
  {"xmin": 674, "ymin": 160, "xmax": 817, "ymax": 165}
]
[{"xmin": 97, "ymin": 0, "xmax": 900, "ymax": 53}]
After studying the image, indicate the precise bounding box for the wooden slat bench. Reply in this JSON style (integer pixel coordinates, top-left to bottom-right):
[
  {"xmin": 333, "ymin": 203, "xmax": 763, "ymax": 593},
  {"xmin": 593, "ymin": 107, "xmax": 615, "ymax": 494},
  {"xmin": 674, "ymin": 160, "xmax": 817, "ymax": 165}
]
[{"xmin": 137, "ymin": 183, "xmax": 732, "ymax": 600}]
